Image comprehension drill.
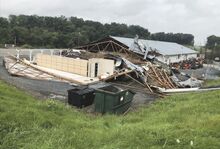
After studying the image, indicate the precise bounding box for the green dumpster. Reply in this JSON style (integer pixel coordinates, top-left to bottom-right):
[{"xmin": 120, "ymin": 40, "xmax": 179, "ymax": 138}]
[{"xmin": 94, "ymin": 85, "xmax": 135, "ymax": 114}]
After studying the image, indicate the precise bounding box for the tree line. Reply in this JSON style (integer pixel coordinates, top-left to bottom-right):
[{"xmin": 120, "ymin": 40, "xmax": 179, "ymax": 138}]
[
  {"xmin": 151, "ymin": 32, "xmax": 194, "ymax": 46},
  {"xmin": 0, "ymin": 15, "xmax": 194, "ymax": 48},
  {"xmin": 205, "ymin": 35, "xmax": 220, "ymax": 60}
]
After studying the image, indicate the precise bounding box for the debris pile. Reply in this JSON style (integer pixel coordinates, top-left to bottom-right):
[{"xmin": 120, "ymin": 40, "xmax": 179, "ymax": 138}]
[
  {"xmin": 61, "ymin": 50, "xmax": 186, "ymax": 93},
  {"xmin": 170, "ymin": 68, "xmax": 203, "ymax": 88},
  {"xmin": 147, "ymin": 64, "xmax": 176, "ymax": 89},
  {"xmin": 61, "ymin": 49, "xmax": 203, "ymax": 94},
  {"xmin": 4, "ymin": 47, "xmax": 203, "ymax": 95},
  {"xmin": 106, "ymin": 55, "xmax": 177, "ymax": 92},
  {"xmin": 170, "ymin": 58, "xmax": 204, "ymax": 70}
]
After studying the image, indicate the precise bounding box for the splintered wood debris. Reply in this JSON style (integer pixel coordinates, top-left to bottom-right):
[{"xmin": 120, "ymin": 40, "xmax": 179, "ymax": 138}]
[{"xmin": 4, "ymin": 56, "xmax": 61, "ymax": 81}]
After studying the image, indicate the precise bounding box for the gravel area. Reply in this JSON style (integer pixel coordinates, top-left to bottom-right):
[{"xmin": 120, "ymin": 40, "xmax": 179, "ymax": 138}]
[{"xmin": 180, "ymin": 67, "xmax": 220, "ymax": 80}]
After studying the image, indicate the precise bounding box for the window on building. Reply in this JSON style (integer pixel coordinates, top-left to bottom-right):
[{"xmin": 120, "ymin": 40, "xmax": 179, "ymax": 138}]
[{"xmin": 94, "ymin": 63, "xmax": 98, "ymax": 77}]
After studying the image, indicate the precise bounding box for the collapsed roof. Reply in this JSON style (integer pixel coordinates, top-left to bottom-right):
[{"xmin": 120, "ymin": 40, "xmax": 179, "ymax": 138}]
[
  {"xmin": 76, "ymin": 36, "xmax": 198, "ymax": 58},
  {"xmin": 110, "ymin": 36, "xmax": 198, "ymax": 56}
]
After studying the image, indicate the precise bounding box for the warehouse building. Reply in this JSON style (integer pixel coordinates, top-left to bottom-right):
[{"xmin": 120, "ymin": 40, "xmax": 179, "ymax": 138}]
[{"xmin": 77, "ymin": 36, "xmax": 198, "ymax": 65}]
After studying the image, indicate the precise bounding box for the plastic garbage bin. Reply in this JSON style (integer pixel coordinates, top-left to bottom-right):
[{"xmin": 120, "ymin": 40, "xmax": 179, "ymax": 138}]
[{"xmin": 68, "ymin": 86, "xmax": 95, "ymax": 108}]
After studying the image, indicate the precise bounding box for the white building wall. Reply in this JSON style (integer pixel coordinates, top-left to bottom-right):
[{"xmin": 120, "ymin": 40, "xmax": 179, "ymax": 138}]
[
  {"xmin": 156, "ymin": 54, "xmax": 197, "ymax": 64},
  {"xmin": 187, "ymin": 54, "xmax": 197, "ymax": 59},
  {"xmin": 88, "ymin": 58, "xmax": 114, "ymax": 78},
  {"xmin": 35, "ymin": 54, "xmax": 88, "ymax": 76}
]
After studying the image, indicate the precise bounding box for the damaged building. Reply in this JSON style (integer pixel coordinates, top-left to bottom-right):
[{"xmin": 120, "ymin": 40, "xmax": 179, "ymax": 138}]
[
  {"xmin": 2, "ymin": 35, "xmax": 207, "ymax": 114},
  {"xmin": 76, "ymin": 36, "xmax": 198, "ymax": 65}
]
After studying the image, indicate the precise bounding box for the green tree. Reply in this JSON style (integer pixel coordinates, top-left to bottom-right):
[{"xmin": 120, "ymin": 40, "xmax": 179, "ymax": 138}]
[
  {"xmin": 151, "ymin": 32, "xmax": 194, "ymax": 45},
  {"xmin": 0, "ymin": 14, "xmax": 195, "ymax": 48}
]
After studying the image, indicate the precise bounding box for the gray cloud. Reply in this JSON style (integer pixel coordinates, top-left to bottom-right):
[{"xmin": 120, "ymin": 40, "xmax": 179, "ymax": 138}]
[{"xmin": 1, "ymin": 0, "xmax": 220, "ymax": 45}]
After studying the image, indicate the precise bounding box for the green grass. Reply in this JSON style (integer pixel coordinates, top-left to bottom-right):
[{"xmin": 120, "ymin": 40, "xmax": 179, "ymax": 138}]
[{"xmin": 1, "ymin": 80, "xmax": 220, "ymax": 149}]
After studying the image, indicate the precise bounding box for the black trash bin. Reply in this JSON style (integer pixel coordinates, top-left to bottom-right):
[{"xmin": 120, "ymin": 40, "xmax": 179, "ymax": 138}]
[{"xmin": 67, "ymin": 86, "xmax": 95, "ymax": 108}]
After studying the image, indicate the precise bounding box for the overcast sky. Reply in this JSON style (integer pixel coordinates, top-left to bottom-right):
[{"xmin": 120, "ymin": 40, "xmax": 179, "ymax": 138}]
[{"xmin": 0, "ymin": 0, "xmax": 220, "ymax": 45}]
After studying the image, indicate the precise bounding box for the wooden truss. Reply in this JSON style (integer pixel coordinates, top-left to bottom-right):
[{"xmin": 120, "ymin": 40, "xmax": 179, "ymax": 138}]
[{"xmin": 76, "ymin": 38, "xmax": 144, "ymax": 62}]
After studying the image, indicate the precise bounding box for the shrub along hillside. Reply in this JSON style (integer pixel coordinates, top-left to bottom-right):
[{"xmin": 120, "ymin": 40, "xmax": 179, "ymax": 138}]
[{"xmin": 0, "ymin": 80, "xmax": 220, "ymax": 148}]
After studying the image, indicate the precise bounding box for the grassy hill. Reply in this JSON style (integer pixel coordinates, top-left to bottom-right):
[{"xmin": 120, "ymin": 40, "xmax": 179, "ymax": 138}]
[{"xmin": 0, "ymin": 80, "xmax": 220, "ymax": 149}]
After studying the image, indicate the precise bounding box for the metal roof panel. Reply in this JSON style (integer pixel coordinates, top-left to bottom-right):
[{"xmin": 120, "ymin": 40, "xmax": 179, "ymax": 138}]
[{"xmin": 110, "ymin": 36, "xmax": 197, "ymax": 56}]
